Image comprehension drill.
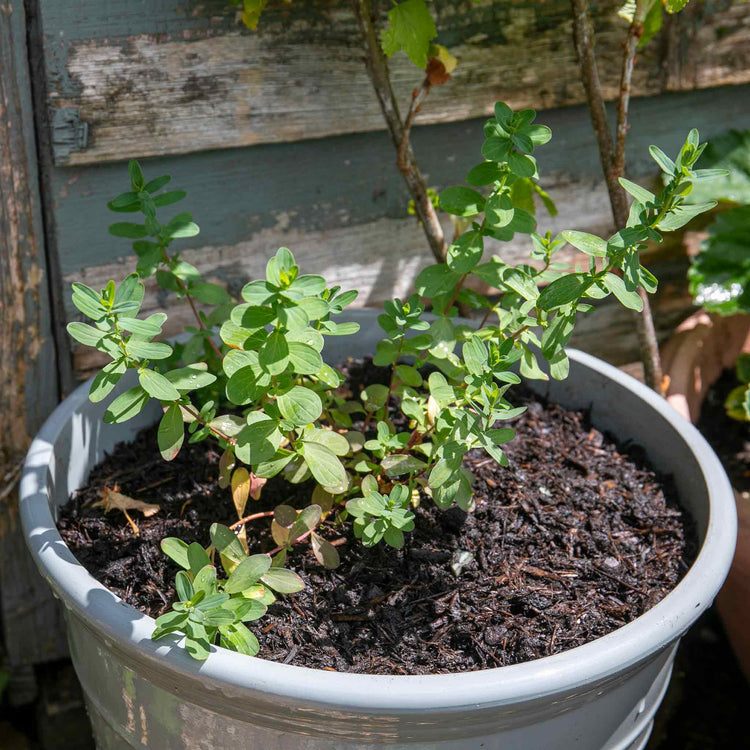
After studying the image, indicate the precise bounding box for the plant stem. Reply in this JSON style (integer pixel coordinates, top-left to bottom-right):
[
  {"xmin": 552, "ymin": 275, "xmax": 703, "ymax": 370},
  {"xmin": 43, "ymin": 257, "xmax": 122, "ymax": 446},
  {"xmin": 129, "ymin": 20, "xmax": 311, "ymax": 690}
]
[
  {"xmin": 569, "ymin": 0, "xmax": 664, "ymax": 393},
  {"xmin": 351, "ymin": 0, "xmax": 448, "ymax": 263},
  {"xmin": 230, "ymin": 510, "xmax": 274, "ymax": 530},
  {"xmin": 159, "ymin": 245, "xmax": 224, "ymax": 360},
  {"xmin": 268, "ymin": 528, "xmax": 314, "ymax": 557},
  {"xmin": 181, "ymin": 404, "xmax": 234, "ymax": 444}
]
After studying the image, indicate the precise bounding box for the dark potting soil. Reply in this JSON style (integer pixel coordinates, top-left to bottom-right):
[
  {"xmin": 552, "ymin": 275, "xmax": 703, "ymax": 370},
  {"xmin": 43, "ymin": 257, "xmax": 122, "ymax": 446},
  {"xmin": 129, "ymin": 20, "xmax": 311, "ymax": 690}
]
[{"xmin": 57, "ymin": 359, "xmax": 693, "ymax": 675}]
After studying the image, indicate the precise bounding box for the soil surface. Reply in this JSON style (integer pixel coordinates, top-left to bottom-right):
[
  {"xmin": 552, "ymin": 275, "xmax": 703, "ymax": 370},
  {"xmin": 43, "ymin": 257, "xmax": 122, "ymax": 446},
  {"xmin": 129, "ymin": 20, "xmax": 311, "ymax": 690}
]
[{"xmin": 58, "ymin": 359, "xmax": 693, "ymax": 675}]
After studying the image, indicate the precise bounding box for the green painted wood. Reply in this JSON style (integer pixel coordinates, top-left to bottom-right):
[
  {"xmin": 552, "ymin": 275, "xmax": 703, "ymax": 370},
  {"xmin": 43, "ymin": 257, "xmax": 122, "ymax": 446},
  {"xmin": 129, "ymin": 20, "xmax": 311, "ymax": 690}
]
[
  {"xmin": 37, "ymin": 0, "xmax": 750, "ymax": 164},
  {"xmin": 52, "ymin": 85, "xmax": 750, "ymax": 276},
  {"xmin": 0, "ymin": 0, "xmax": 69, "ymax": 669}
]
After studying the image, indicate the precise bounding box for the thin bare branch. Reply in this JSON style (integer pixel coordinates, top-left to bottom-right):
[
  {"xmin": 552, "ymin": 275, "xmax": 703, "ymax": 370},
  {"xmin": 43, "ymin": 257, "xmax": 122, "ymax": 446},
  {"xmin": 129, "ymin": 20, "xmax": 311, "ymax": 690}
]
[
  {"xmin": 352, "ymin": 0, "xmax": 447, "ymax": 263},
  {"xmin": 570, "ymin": 0, "xmax": 664, "ymax": 393}
]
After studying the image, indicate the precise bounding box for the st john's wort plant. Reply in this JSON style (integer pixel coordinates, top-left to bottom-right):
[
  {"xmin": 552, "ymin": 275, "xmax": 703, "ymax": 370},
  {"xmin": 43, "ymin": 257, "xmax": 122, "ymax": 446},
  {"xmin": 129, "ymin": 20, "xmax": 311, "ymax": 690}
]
[{"xmin": 67, "ymin": 103, "xmax": 722, "ymax": 659}]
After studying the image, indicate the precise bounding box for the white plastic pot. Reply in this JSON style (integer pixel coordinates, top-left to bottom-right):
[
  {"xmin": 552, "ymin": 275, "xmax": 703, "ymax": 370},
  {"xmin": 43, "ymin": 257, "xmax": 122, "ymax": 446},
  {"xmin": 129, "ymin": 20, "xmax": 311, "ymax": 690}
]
[{"xmin": 21, "ymin": 310, "xmax": 736, "ymax": 749}]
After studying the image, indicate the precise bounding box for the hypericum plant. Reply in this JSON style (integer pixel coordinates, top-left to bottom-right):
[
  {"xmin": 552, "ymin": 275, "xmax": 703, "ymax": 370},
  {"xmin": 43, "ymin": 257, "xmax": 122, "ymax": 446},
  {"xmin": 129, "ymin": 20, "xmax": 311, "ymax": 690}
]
[{"xmin": 68, "ymin": 103, "xmax": 721, "ymax": 660}]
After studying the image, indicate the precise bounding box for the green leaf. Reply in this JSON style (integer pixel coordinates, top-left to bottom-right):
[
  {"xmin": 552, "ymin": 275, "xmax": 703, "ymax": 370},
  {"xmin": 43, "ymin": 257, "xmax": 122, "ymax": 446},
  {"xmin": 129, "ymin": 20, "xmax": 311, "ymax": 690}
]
[
  {"xmin": 380, "ymin": 0, "xmax": 437, "ymax": 68},
  {"xmin": 226, "ymin": 366, "xmax": 264, "ymax": 406},
  {"xmin": 463, "ymin": 336, "xmax": 488, "ymax": 376},
  {"xmin": 127, "ymin": 340, "xmax": 173, "ymax": 360},
  {"xmin": 67, "ymin": 322, "xmax": 105, "ymax": 347},
  {"xmin": 259, "ymin": 330, "xmax": 290, "ymax": 375},
  {"xmin": 89, "ymin": 360, "xmax": 127, "ymax": 403},
  {"xmin": 395, "ymin": 364, "xmax": 422, "ymax": 387},
  {"xmin": 482, "ymin": 136, "xmax": 511, "ymax": 163},
  {"xmin": 429, "ymin": 459, "xmax": 455, "ymax": 489},
  {"xmin": 128, "ymin": 160, "xmax": 145, "ymax": 190},
  {"xmin": 381, "ymin": 454, "xmax": 427, "ymax": 477},
  {"xmin": 485, "ymin": 194, "xmax": 515, "ymax": 229},
  {"xmin": 71, "ymin": 284, "xmax": 106, "ymax": 321},
  {"xmin": 225, "ymin": 555, "xmax": 272, "ymax": 594},
  {"xmin": 175, "ymin": 570, "xmax": 193, "ymax": 602},
  {"xmin": 254, "ymin": 449, "xmax": 295, "ymax": 479},
  {"xmin": 541, "ymin": 313, "xmax": 575, "ymax": 359},
  {"xmin": 109, "ymin": 222, "xmax": 147, "ymax": 239},
  {"xmin": 301, "ymin": 441, "xmax": 347, "ymax": 489},
  {"xmin": 164, "ymin": 364, "xmax": 217, "ymax": 394},
  {"xmin": 235, "ymin": 414, "xmax": 282, "ymax": 464},
  {"xmin": 103, "ymin": 386, "xmax": 150, "ymax": 424},
  {"xmin": 209, "ymin": 523, "xmax": 246, "ymax": 565},
  {"xmin": 538, "ymin": 274, "xmax": 588, "ymax": 310},
  {"xmin": 187, "ymin": 544, "xmax": 211, "ymax": 576},
  {"xmin": 665, "ymin": 0, "xmax": 689, "ymax": 13},
  {"xmin": 193, "ymin": 565, "xmax": 217, "ymax": 595},
  {"xmin": 447, "ymin": 231, "xmax": 484, "ymax": 273},
  {"xmin": 189, "ymin": 282, "xmax": 230, "ymax": 306},
  {"xmin": 277, "ymin": 386, "xmax": 322, "ymax": 426},
  {"xmin": 260, "ymin": 568, "xmax": 305, "ymax": 594},
  {"xmin": 161, "ymin": 537, "xmax": 190, "ymax": 569},
  {"xmin": 438, "ymin": 187, "xmax": 486, "ymax": 217},
  {"xmin": 520, "ymin": 346, "xmax": 548, "ymax": 381},
  {"xmin": 548, "ymin": 348, "xmax": 569, "ymax": 380},
  {"xmin": 139, "ymin": 369, "xmax": 181, "ymax": 401},
  {"xmin": 656, "ymin": 201, "xmax": 717, "ymax": 231},
  {"xmin": 508, "ymin": 152, "xmax": 536, "ymax": 178},
  {"xmin": 288, "ymin": 341, "xmax": 323, "ymax": 375},
  {"xmin": 415, "ymin": 264, "xmax": 463, "ymax": 297},
  {"xmin": 203, "ymin": 609, "xmax": 235, "ymax": 627},
  {"xmin": 117, "ymin": 317, "xmax": 163, "ymax": 337},
  {"xmin": 153, "ymin": 190, "xmax": 186, "ymax": 207},
  {"xmin": 649, "ymin": 145, "xmax": 677, "ymax": 175},
  {"xmin": 304, "ymin": 429, "xmax": 350, "ymax": 456},
  {"xmin": 603, "ymin": 272, "xmax": 643, "ymax": 311},
  {"xmin": 185, "ymin": 636, "xmax": 210, "ymax": 661},
  {"xmin": 561, "ymin": 230, "xmax": 608, "ymax": 257},
  {"xmin": 465, "ymin": 162, "xmax": 505, "ymax": 186},
  {"xmin": 152, "ymin": 610, "xmax": 189, "ymax": 638},
  {"xmin": 158, "ymin": 404, "xmax": 184, "ymax": 461},
  {"xmin": 618, "ymin": 178, "xmax": 655, "ymax": 205},
  {"xmin": 219, "ymin": 623, "xmax": 260, "ymax": 656}
]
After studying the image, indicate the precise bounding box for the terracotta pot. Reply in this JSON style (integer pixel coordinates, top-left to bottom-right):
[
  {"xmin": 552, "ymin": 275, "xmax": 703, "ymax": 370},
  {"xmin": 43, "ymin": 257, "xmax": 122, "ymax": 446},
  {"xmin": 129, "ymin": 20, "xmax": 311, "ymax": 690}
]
[{"xmin": 661, "ymin": 309, "xmax": 750, "ymax": 681}]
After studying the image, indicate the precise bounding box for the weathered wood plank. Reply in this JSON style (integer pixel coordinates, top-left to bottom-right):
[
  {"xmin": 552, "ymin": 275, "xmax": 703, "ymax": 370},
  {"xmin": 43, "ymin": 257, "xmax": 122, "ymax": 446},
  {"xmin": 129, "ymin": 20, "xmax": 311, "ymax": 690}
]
[
  {"xmin": 42, "ymin": 0, "xmax": 750, "ymax": 165},
  {"xmin": 0, "ymin": 0, "xmax": 69, "ymax": 666},
  {"xmin": 50, "ymin": 85, "xmax": 750, "ymax": 277},
  {"xmin": 64, "ymin": 201, "xmax": 696, "ymax": 377}
]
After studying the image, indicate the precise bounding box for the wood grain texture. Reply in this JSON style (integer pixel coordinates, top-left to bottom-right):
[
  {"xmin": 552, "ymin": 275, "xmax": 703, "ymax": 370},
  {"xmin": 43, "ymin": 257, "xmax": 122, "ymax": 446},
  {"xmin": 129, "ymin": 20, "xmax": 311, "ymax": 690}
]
[
  {"xmin": 42, "ymin": 0, "xmax": 750, "ymax": 165},
  {"xmin": 0, "ymin": 0, "xmax": 69, "ymax": 667}
]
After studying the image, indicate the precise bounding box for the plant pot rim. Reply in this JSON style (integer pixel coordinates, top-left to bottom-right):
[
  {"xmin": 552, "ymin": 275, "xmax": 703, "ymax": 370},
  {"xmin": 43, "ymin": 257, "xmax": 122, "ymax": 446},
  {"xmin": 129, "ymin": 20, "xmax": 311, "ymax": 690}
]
[{"xmin": 20, "ymin": 344, "xmax": 736, "ymax": 713}]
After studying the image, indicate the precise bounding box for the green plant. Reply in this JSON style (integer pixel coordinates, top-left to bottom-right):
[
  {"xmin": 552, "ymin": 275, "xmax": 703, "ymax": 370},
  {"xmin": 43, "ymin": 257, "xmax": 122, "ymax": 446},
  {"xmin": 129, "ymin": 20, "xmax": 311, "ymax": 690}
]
[
  {"xmin": 67, "ymin": 104, "xmax": 719, "ymax": 660},
  {"xmin": 725, "ymin": 354, "xmax": 750, "ymax": 422},
  {"xmin": 685, "ymin": 130, "xmax": 750, "ymax": 317}
]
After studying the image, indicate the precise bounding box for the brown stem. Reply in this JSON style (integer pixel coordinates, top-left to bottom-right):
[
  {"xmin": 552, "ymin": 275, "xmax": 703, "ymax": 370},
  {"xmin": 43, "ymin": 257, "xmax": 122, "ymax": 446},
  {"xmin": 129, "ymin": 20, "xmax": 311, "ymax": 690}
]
[
  {"xmin": 352, "ymin": 0, "xmax": 447, "ymax": 263},
  {"xmin": 570, "ymin": 0, "xmax": 664, "ymax": 393},
  {"xmin": 613, "ymin": 12, "xmax": 644, "ymax": 180},
  {"xmin": 399, "ymin": 78, "xmax": 431, "ymax": 167},
  {"xmin": 268, "ymin": 528, "xmax": 314, "ymax": 557},
  {"xmin": 181, "ymin": 404, "xmax": 235, "ymax": 444},
  {"xmin": 159, "ymin": 246, "xmax": 224, "ymax": 360}
]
